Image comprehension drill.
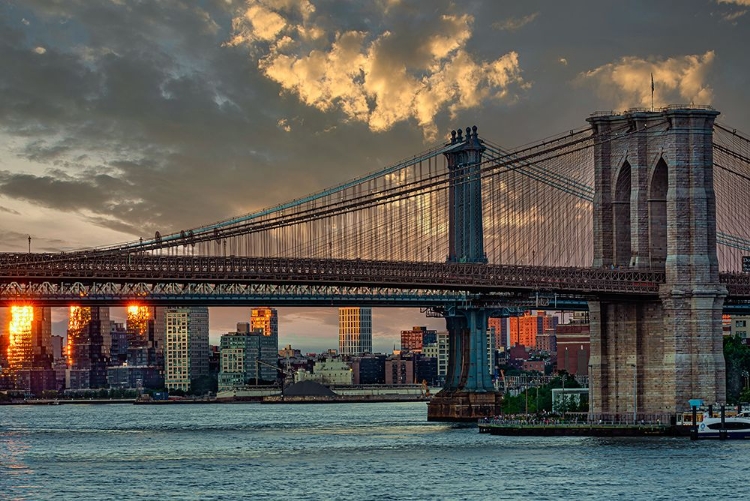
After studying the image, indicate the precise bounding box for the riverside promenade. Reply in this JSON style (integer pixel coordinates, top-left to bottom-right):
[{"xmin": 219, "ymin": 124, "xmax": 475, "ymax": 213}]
[{"xmin": 478, "ymin": 414, "xmax": 678, "ymax": 437}]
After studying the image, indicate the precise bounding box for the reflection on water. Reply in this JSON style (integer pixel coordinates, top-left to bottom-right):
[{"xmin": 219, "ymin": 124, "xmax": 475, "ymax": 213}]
[{"xmin": 1, "ymin": 402, "xmax": 748, "ymax": 500}]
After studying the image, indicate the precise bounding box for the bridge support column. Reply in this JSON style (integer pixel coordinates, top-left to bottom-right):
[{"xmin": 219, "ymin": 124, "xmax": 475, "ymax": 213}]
[
  {"xmin": 588, "ymin": 107, "xmax": 726, "ymax": 415},
  {"xmin": 428, "ymin": 308, "xmax": 502, "ymax": 421}
]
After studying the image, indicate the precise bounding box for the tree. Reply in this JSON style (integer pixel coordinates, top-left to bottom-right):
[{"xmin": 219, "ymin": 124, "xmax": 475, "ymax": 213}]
[{"xmin": 724, "ymin": 335, "xmax": 750, "ymax": 403}]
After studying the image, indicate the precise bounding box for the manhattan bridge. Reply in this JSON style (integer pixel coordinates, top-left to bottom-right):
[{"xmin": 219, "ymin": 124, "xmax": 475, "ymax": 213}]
[{"xmin": 1, "ymin": 106, "xmax": 749, "ymax": 420}]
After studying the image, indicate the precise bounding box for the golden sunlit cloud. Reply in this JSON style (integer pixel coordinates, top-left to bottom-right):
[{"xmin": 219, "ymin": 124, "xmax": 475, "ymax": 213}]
[
  {"xmin": 718, "ymin": 0, "xmax": 750, "ymax": 5},
  {"xmin": 577, "ymin": 51, "xmax": 715, "ymax": 109},
  {"xmin": 227, "ymin": 1, "xmax": 527, "ymax": 140}
]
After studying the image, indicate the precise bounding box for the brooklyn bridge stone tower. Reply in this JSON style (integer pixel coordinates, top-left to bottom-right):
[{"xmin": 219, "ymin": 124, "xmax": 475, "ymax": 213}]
[{"xmin": 587, "ymin": 107, "xmax": 726, "ymax": 415}]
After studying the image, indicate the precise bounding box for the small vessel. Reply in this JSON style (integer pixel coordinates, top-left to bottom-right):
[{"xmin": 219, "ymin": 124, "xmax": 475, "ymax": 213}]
[{"xmin": 695, "ymin": 410, "xmax": 750, "ymax": 439}]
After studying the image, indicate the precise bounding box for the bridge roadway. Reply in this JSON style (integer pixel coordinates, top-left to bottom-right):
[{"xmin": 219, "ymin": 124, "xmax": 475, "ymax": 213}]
[{"xmin": 0, "ymin": 252, "xmax": 748, "ymax": 308}]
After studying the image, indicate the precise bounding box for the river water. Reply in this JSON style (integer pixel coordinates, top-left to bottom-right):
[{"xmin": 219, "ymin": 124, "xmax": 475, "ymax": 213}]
[{"xmin": 1, "ymin": 401, "xmax": 747, "ymax": 500}]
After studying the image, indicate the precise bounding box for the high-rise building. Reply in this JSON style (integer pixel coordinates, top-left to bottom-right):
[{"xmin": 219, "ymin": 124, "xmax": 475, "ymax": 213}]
[
  {"xmin": 164, "ymin": 307, "xmax": 209, "ymax": 392},
  {"xmin": 109, "ymin": 322, "xmax": 128, "ymax": 364},
  {"xmin": 4, "ymin": 306, "xmax": 56, "ymax": 393},
  {"xmin": 487, "ymin": 317, "xmax": 508, "ymax": 350},
  {"xmin": 126, "ymin": 306, "xmax": 161, "ymax": 367},
  {"xmin": 509, "ymin": 311, "xmax": 558, "ymax": 348},
  {"xmin": 66, "ymin": 306, "xmax": 110, "ymax": 389},
  {"xmin": 422, "ymin": 331, "xmax": 448, "ymax": 385},
  {"xmin": 339, "ymin": 307, "xmax": 372, "ymax": 356},
  {"xmin": 218, "ymin": 322, "xmax": 279, "ymax": 391},
  {"xmin": 251, "ymin": 307, "xmax": 278, "ymax": 338}
]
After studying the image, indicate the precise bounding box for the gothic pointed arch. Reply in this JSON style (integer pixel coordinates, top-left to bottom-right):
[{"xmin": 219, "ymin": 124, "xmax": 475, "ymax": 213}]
[
  {"xmin": 649, "ymin": 157, "xmax": 668, "ymax": 268},
  {"xmin": 613, "ymin": 161, "xmax": 631, "ymax": 267}
]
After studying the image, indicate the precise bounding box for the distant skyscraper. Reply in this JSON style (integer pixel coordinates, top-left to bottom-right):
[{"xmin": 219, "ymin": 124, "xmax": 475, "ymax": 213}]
[
  {"xmin": 4, "ymin": 306, "xmax": 56, "ymax": 393},
  {"xmin": 126, "ymin": 306, "xmax": 160, "ymax": 367},
  {"xmin": 251, "ymin": 307, "xmax": 278, "ymax": 337},
  {"xmin": 66, "ymin": 306, "xmax": 110, "ymax": 389},
  {"xmin": 7, "ymin": 306, "xmax": 52, "ymax": 369},
  {"xmin": 339, "ymin": 307, "xmax": 372, "ymax": 356},
  {"xmin": 487, "ymin": 317, "xmax": 507, "ymax": 350},
  {"xmin": 164, "ymin": 307, "xmax": 209, "ymax": 392}
]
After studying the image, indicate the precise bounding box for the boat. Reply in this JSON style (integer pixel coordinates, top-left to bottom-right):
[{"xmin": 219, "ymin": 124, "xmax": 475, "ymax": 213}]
[{"xmin": 695, "ymin": 410, "xmax": 750, "ymax": 439}]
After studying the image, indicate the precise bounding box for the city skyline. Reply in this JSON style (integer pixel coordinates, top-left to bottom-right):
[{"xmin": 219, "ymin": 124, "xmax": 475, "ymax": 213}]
[{"xmin": 1, "ymin": 1, "xmax": 749, "ymax": 343}]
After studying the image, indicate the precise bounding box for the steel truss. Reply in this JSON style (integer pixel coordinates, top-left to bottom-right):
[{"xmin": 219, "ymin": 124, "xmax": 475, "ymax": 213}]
[{"xmin": 0, "ymin": 253, "xmax": 669, "ymax": 295}]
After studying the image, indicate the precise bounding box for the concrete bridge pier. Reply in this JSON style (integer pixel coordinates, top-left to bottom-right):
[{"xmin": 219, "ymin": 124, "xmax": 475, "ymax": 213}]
[
  {"xmin": 427, "ymin": 308, "xmax": 502, "ymax": 421},
  {"xmin": 588, "ymin": 107, "xmax": 726, "ymax": 416}
]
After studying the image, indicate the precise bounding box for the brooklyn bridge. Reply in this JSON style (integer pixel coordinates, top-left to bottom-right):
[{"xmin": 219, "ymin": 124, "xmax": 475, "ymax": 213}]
[{"xmin": 2, "ymin": 106, "xmax": 750, "ymax": 421}]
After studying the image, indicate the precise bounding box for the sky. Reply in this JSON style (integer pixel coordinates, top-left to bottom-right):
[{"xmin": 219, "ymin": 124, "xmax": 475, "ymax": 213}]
[{"xmin": 1, "ymin": 0, "xmax": 749, "ymax": 352}]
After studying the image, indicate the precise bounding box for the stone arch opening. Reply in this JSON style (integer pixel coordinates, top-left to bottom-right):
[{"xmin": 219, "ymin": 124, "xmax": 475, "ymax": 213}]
[
  {"xmin": 613, "ymin": 161, "xmax": 631, "ymax": 267},
  {"xmin": 649, "ymin": 158, "xmax": 668, "ymax": 268}
]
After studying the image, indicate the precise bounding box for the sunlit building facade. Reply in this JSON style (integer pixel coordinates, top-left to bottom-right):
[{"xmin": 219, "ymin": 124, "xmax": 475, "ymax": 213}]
[
  {"xmin": 509, "ymin": 311, "xmax": 558, "ymax": 348},
  {"xmin": 5, "ymin": 306, "xmax": 56, "ymax": 393},
  {"xmin": 66, "ymin": 306, "xmax": 110, "ymax": 390},
  {"xmin": 339, "ymin": 307, "xmax": 372, "ymax": 356},
  {"xmin": 164, "ymin": 307, "xmax": 209, "ymax": 392},
  {"xmin": 251, "ymin": 307, "xmax": 278, "ymax": 337},
  {"xmin": 126, "ymin": 305, "xmax": 161, "ymax": 367}
]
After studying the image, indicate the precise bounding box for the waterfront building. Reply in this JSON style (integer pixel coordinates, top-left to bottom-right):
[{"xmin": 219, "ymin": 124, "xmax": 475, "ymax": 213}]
[
  {"xmin": 164, "ymin": 307, "xmax": 209, "ymax": 392},
  {"xmin": 415, "ymin": 355, "xmax": 438, "ymax": 386},
  {"xmin": 295, "ymin": 359, "xmax": 352, "ymax": 385},
  {"xmin": 217, "ymin": 322, "xmax": 279, "ymax": 391},
  {"xmin": 66, "ymin": 307, "xmax": 110, "ymax": 390},
  {"xmin": 107, "ymin": 365, "xmax": 162, "ymax": 389},
  {"xmin": 339, "ymin": 307, "xmax": 372, "ymax": 356},
  {"xmin": 385, "ymin": 354, "xmax": 415, "ymax": 385},
  {"xmin": 350, "ymin": 354, "xmax": 386, "ymax": 384},
  {"xmin": 422, "ymin": 331, "xmax": 448, "ymax": 385}
]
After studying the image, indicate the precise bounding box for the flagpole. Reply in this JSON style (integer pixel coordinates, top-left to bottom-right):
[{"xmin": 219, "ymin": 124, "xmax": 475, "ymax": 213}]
[{"xmin": 651, "ymin": 73, "xmax": 654, "ymax": 111}]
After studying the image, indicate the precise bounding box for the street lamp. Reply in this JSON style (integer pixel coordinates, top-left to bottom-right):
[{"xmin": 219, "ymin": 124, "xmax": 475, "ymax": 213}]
[{"xmin": 630, "ymin": 362, "xmax": 637, "ymax": 423}]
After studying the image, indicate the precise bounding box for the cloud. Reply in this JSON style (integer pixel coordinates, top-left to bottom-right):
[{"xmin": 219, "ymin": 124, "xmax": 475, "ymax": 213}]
[
  {"xmin": 577, "ymin": 51, "xmax": 715, "ymax": 109},
  {"xmin": 0, "ymin": 205, "xmax": 21, "ymax": 215},
  {"xmin": 33, "ymin": 46, "xmax": 46, "ymax": 54},
  {"xmin": 559, "ymin": 57, "xmax": 568, "ymax": 66},
  {"xmin": 492, "ymin": 12, "xmax": 540, "ymax": 32},
  {"xmin": 228, "ymin": 1, "xmax": 527, "ymax": 140},
  {"xmin": 716, "ymin": 0, "xmax": 748, "ymax": 22},
  {"xmin": 721, "ymin": 9, "xmax": 747, "ymax": 21}
]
